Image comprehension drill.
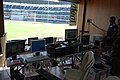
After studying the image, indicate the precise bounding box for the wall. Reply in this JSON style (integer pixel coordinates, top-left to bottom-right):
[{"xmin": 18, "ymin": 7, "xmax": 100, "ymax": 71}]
[
  {"xmin": 0, "ymin": 0, "xmax": 4, "ymax": 37},
  {"xmin": 0, "ymin": 0, "xmax": 4, "ymax": 66},
  {"xmin": 77, "ymin": 0, "xmax": 120, "ymax": 36}
]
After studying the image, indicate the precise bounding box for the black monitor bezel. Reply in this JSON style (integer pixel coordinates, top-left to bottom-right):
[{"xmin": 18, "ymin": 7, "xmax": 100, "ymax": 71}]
[
  {"xmin": 31, "ymin": 39, "xmax": 46, "ymax": 53},
  {"xmin": 44, "ymin": 37, "xmax": 54, "ymax": 44},
  {"xmin": 28, "ymin": 37, "xmax": 38, "ymax": 46},
  {"xmin": 81, "ymin": 35, "xmax": 90, "ymax": 45},
  {"xmin": 65, "ymin": 29, "xmax": 78, "ymax": 42},
  {"xmin": 6, "ymin": 40, "xmax": 26, "ymax": 59}
]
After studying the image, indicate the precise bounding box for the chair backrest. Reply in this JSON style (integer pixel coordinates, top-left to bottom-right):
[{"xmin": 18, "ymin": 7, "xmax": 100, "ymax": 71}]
[
  {"xmin": 105, "ymin": 76, "xmax": 120, "ymax": 80},
  {"xmin": 80, "ymin": 51, "xmax": 95, "ymax": 80}
]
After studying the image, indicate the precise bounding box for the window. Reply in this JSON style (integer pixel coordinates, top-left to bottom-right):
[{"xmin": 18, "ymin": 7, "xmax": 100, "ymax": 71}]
[{"xmin": 3, "ymin": 0, "xmax": 77, "ymax": 40}]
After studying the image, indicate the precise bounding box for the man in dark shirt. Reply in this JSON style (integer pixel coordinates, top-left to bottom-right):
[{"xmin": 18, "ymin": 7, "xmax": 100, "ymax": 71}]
[
  {"xmin": 106, "ymin": 16, "xmax": 118, "ymax": 46},
  {"xmin": 107, "ymin": 16, "xmax": 118, "ymax": 38}
]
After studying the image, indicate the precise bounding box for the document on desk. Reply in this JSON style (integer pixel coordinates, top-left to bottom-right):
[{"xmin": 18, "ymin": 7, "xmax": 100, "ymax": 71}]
[{"xmin": 25, "ymin": 55, "xmax": 49, "ymax": 63}]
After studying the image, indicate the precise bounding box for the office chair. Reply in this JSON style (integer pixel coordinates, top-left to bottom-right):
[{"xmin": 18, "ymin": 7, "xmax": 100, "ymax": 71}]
[
  {"xmin": 65, "ymin": 51, "xmax": 95, "ymax": 80},
  {"xmin": 105, "ymin": 76, "xmax": 120, "ymax": 80}
]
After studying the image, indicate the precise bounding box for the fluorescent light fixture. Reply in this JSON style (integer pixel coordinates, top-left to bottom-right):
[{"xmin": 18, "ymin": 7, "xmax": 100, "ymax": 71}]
[{"xmin": 46, "ymin": 0, "xmax": 59, "ymax": 2}]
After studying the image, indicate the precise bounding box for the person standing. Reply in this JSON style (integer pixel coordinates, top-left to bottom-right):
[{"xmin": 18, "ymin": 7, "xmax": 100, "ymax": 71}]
[
  {"xmin": 106, "ymin": 16, "xmax": 118, "ymax": 46},
  {"xmin": 116, "ymin": 19, "xmax": 120, "ymax": 36},
  {"xmin": 107, "ymin": 16, "xmax": 118, "ymax": 38}
]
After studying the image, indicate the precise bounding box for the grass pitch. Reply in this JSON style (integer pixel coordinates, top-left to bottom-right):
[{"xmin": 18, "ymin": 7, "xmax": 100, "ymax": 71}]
[{"xmin": 4, "ymin": 20, "xmax": 76, "ymax": 40}]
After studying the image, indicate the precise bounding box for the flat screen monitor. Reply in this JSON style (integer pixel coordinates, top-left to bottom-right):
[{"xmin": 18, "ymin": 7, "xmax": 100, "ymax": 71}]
[
  {"xmin": 65, "ymin": 29, "xmax": 78, "ymax": 42},
  {"xmin": 44, "ymin": 37, "xmax": 54, "ymax": 44},
  {"xmin": 81, "ymin": 35, "xmax": 90, "ymax": 45},
  {"xmin": 28, "ymin": 37, "xmax": 38, "ymax": 46},
  {"xmin": 31, "ymin": 39, "xmax": 46, "ymax": 53},
  {"xmin": 6, "ymin": 40, "xmax": 26, "ymax": 59}
]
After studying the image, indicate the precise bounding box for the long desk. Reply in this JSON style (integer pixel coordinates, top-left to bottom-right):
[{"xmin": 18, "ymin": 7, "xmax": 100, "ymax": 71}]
[
  {"xmin": 7, "ymin": 51, "xmax": 50, "ymax": 80},
  {"xmin": 36, "ymin": 67, "xmax": 63, "ymax": 80},
  {"xmin": 7, "ymin": 50, "xmax": 83, "ymax": 80}
]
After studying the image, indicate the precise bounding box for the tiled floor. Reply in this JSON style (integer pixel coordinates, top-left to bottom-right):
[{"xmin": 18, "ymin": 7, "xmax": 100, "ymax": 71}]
[
  {"xmin": 0, "ymin": 66, "xmax": 64, "ymax": 80},
  {"xmin": 0, "ymin": 67, "xmax": 10, "ymax": 80},
  {"xmin": 0, "ymin": 66, "xmax": 39, "ymax": 80}
]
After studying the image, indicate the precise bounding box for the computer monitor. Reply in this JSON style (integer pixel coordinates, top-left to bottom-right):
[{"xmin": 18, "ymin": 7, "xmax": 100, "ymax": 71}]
[
  {"xmin": 31, "ymin": 39, "xmax": 46, "ymax": 53},
  {"xmin": 6, "ymin": 40, "xmax": 26, "ymax": 59},
  {"xmin": 44, "ymin": 37, "xmax": 54, "ymax": 44},
  {"xmin": 65, "ymin": 29, "xmax": 78, "ymax": 42},
  {"xmin": 81, "ymin": 35, "xmax": 90, "ymax": 45},
  {"xmin": 28, "ymin": 37, "xmax": 38, "ymax": 46}
]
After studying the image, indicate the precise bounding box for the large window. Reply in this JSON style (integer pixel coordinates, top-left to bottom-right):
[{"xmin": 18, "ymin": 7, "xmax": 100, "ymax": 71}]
[{"xmin": 3, "ymin": 0, "xmax": 77, "ymax": 40}]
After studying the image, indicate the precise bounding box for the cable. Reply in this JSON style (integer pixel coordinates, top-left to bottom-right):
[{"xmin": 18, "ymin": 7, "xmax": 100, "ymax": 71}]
[
  {"xmin": 87, "ymin": 19, "xmax": 107, "ymax": 32},
  {"xmin": 90, "ymin": 22, "xmax": 107, "ymax": 32}
]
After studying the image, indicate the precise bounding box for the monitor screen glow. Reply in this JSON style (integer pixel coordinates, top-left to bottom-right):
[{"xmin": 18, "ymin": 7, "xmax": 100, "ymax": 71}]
[
  {"xmin": 65, "ymin": 29, "xmax": 78, "ymax": 42},
  {"xmin": 31, "ymin": 39, "xmax": 46, "ymax": 52}
]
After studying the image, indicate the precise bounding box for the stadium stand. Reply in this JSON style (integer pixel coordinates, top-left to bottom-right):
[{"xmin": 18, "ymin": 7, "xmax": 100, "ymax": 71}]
[{"xmin": 3, "ymin": 1, "xmax": 71, "ymax": 24}]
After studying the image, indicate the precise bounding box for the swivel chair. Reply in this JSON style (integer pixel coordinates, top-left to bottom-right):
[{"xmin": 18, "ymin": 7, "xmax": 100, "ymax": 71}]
[
  {"xmin": 105, "ymin": 76, "xmax": 120, "ymax": 80},
  {"xmin": 65, "ymin": 51, "xmax": 95, "ymax": 80}
]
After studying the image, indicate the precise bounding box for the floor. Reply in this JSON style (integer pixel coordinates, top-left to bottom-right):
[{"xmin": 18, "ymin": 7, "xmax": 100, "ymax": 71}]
[
  {"xmin": 0, "ymin": 67, "xmax": 10, "ymax": 80},
  {"xmin": 0, "ymin": 66, "xmax": 40, "ymax": 80},
  {"xmin": 0, "ymin": 66, "xmax": 64, "ymax": 80}
]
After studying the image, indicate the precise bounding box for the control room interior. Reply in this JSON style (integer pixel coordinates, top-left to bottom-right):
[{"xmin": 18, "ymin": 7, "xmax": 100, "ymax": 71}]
[{"xmin": 0, "ymin": 0, "xmax": 120, "ymax": 80}]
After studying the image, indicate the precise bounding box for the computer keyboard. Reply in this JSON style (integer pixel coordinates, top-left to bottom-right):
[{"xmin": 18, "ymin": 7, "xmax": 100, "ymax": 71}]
[{"xmin": 36, "ymin": 69, "xmax": 61, "ymax": 80}]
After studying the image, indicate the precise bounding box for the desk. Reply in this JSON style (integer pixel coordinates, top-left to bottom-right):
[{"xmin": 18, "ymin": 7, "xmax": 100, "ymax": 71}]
[
  {"xmin": 57, "ymin": 51, "xmax": 83, "ymax": 68},
  {"xmin": 7, "ymin": 51, "xmax": 50, "ymax": 80},
  {"xmin": 35, "ymin": 52, "xmax": 84, "ymax": 80},
  {"xmin": 36, "ymin": 66, "xmax": 64, "ymax": 80},
  {"xmin": 47, "ymin": 66, "xmax": 64, "ymax": 80},
  {"xmin": 7, "ymin": 50, "xmax": 83, "ymax": 80},
  {"xmin": 7, "ymin": 59, "xmax": 26, "ymax": 80}
]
